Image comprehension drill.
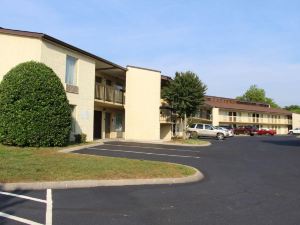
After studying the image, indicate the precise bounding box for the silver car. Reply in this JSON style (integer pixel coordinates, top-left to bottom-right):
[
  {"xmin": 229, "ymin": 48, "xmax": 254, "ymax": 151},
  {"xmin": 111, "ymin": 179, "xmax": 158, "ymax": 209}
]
[
  {"xmin": 187, "ymin": 124, "xmax": 227, "ymax": 140},
  {"xmin": 215, "ymin": 126, "xmax": 234, "ymax": 137}
]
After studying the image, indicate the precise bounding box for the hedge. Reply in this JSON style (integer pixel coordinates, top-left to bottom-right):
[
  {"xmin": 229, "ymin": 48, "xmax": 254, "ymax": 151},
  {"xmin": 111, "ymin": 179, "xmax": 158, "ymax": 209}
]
[{"xmin": 0, "ymin": 61, "xmax": 72, "ymax": 147}]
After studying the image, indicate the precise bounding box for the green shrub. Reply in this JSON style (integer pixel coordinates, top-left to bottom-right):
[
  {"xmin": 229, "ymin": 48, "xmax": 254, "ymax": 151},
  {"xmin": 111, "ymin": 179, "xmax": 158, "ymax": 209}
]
[
  {"xmin": 74, "ymin": 133, "xmax": 87, "ymax": 144},
  {"xmin": 0, "ymin": 61, "xmax": 72, "ymax": 147}
]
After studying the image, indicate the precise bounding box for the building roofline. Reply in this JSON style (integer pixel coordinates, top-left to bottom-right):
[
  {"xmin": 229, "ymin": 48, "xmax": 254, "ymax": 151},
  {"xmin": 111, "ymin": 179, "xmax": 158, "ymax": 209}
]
[
  {"xmin": 127, "ymin": 65, "xmax": 161, "ymax": 73},
  {"xmin": 0, "ymin": 27, "xmax": 127, "ymax": 71},
  {"xmin": 205, "ymin": 95, "xmax": 270, "ymax": 107}
]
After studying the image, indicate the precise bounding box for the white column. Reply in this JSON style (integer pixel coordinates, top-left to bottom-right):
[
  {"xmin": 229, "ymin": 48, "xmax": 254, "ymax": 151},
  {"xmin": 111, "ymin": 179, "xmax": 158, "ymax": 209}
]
[{"xmin": 212, "ymin": 108, "xmax": 220, "ymax": 126}]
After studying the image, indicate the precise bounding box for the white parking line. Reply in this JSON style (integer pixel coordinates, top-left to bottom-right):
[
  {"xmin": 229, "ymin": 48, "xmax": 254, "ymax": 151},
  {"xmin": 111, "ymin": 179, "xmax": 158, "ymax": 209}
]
[
  {"xmin": 104, "ymin": 144, "xmax": 200, "ymax": 153},
  {"xmin": 0, "ymin": 212, "xmax": 43, "ymax": 225},
  {"xmin": 0, "ymin": 189, "xmax": 52, "ymax": 225},
  {"xmin": 0, "ymin": 191, "xmax": 47, "ymax": 203},
  {"xmin": 88, "ymin": 147, "xmax": 201, "ymax": 159},
  {"xmin": 46, "ymin": 189, "xmax": 53, "ymax": 225}
]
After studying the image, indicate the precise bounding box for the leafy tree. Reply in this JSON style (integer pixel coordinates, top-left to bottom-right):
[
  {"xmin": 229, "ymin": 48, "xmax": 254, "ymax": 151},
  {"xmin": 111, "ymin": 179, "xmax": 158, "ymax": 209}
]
[
  {"xmin": 285, "ymin": 105, "xmax": 300, "ymax": 114},
  {"xmin": 236, "ymin": 85, "xmax": 280, "ymax": 108},
  {"xmin": 0, "ymin": 61, "xmax": 72, "ymax": 147},
  {"xmin": 162, "ymin": 71, "xmax": 207, "ymax": 138}
]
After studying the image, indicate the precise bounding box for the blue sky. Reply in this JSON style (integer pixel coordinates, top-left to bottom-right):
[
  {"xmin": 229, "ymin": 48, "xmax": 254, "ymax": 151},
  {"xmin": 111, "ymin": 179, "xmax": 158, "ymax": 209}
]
[{"xmin": 1, "ymin": 0, "xmax": 300, "ymax": 106}]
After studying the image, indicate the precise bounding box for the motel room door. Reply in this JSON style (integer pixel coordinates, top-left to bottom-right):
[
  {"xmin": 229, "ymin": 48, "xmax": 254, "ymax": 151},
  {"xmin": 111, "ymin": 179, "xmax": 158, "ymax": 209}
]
[
  {"xmin": 93, "ymin": 111, "xmax": 102, "ymax": 139},
  {"xmin": 105, "ymin": 112, "xmax": 111, "ymax": 138}
]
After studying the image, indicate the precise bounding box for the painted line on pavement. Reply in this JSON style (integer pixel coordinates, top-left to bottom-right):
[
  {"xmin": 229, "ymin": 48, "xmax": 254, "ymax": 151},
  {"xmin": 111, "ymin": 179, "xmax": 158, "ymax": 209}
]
[
  {"xmin": 0, "ymin": 212, "xmax": 43, "ymax": 225},
  {"xmin": 104, "ymin": 144, "xmax": 200, "ymax": 153},
  {"xmin": 46, "ymin": 189, "xmax": 53, "ymax": 225},
  {"xmin": 87, "ymin": 147, "xmax": 201, "ymax": 159},
  {"xmin": 0, "ymin": 189, "xmax": 52, "ymax": 225},
  {"xmin": 0, "ymin": 191, "xmax": 46, "ymax": 203}
]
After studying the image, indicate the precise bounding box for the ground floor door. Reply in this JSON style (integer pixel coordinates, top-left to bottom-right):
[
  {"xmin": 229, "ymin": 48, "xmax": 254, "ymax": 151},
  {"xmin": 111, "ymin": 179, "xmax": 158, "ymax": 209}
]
[
  {"xmin": 105, "ymin": 112, "xmax": 111, "ymax": 138},
  {"xmin": 94, "ymin": 111, "xmax": 102, "ymax": 139}
]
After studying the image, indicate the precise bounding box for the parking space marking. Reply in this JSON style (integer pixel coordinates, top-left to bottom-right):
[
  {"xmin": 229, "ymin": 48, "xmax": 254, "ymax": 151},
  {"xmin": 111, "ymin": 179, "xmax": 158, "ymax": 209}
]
[
  {"xmin": 104, "ymin": 144, "xmax": 201, "ymax": 153},
  {"xmin": 46, "ymin": 189, "xmax": 52, "ymax": 225},
  {"xmin": 87, "ymin": 147, "xmax": 201, "ymax": 159},
  {"xmin": 0, "ymin": 189, "xmax": 52, "ymax": 225},
  {"xmin": 0, "ymin": 191, "xmax": 47, "ymax": 203},
  {"xmin": 0, "ymin": 212, "xmax": 43, "ymax": 225}
]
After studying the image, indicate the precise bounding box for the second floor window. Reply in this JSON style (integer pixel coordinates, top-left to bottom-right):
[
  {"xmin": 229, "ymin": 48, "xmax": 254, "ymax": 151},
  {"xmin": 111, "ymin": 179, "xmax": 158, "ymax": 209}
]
[{"xmin": 66, "ymin": 55, "xmax": 77, "ymax": 85}]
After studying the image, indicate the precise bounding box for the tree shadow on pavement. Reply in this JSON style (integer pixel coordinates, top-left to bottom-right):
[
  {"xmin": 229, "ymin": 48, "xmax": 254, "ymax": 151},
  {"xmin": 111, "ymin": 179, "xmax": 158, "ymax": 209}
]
[
  {"xmin": 0, "ymin": 186, "xmax": 28, "ymax": 225},
  {"xmin": 262, "ymin": 139, "xmax": 300, "ymax": 147}
]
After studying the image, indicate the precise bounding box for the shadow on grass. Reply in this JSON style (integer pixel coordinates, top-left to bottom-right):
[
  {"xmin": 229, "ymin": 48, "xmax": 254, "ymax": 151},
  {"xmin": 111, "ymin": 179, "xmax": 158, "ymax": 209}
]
[{"xmin": 0, "ymin": 186, "xmax": 29, "ymax": 225}]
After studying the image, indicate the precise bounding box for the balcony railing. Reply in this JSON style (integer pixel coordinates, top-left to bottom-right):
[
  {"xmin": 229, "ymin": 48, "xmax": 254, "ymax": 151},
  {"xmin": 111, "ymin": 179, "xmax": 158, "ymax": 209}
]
[
  {"xmin": 160, "ymin": 109, "xmax": 172, "ymax": 123},
  {"xmin": 220, "ymin": 116, "xmax": 291, "ymax": 125},
  {"xmin": 95, "ymin": 83, "xmax": 125, "ymax": 105}
]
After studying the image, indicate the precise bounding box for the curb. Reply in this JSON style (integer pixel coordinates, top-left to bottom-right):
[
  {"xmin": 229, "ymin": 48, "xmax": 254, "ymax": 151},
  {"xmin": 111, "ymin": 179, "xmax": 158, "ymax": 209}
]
[
  {"xmin": 0, "ymin": 168, "xmax": 204, "ymax": 191},
  {"xmin": 59, "ymin": 142, "xmax": 103, "ymax": 153},
  {"xmin": 162, "ymin": 142, "xmax": 211, "ymax": 147},
  {"xmin": 104, "ymin": 139, "xmax": 211, "ymax": 147}
]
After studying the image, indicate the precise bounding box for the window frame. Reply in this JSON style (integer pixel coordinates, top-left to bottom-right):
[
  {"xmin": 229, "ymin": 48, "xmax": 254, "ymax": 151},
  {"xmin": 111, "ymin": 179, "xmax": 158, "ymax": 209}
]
[{"xmin": 65, "ymin": 55, "xmax": 78, "ymax": 86}]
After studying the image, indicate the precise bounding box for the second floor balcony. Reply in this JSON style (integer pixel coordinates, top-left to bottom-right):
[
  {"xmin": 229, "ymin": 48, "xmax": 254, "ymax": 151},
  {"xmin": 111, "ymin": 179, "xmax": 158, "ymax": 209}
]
[
  {"xmin": 95, "ymin": 83, "xmax": 125, "ymax": 105},
  {"xmin": 220, "ymin": 115, "xmax": 292, "ymax": 125},
  {"xmin": 160, "ymin": 108, "xmax": 173, "ymax": 123}
]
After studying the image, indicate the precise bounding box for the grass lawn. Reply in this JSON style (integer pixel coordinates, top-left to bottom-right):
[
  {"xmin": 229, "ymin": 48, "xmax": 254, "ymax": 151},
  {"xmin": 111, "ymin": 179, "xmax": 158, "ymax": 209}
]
[
  {"xmin": 169, "ymin": 138, "xmax": 210, "ymax": 145},
  {"xmin": 0, "ymin": 144, "xmax": 195, "ymax": 183}
]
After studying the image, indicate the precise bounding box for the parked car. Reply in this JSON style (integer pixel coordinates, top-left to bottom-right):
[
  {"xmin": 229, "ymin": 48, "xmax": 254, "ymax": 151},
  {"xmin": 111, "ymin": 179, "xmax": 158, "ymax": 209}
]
[
  {"xmin": 257, "ymin": 128, "xmax": 276, "ymax": 136},
  {"xmin": 215, "ymin": 126, "xmax": 234, "ymax": 137},
  {"xmin": 187, "ymin": 124, "xmax": 228, "ymax": 140},
  {"xmin": 288, "ymin": 128, "xmax": 300, "ymax": 135},
  {"xmin": 234, "ymin": 126, "xmax": 258, "ymax": 136}
]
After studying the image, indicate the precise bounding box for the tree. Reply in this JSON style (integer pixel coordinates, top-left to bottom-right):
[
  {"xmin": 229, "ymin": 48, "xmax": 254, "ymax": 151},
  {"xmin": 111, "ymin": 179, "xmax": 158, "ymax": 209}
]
[
  {"xmin": 236, "ymin": 85, "xmax": 280, "ymax": 108},
  {"xmin": 285, "ymin": 105, "xmax": 300, "ymax": 114},
  {"xmin": 162, "ymin": 71, "xmax": 207, "ymax": 139},
  {"xmin": 0, "ymin": 61, "xmax": 72, "ymax": 147}
]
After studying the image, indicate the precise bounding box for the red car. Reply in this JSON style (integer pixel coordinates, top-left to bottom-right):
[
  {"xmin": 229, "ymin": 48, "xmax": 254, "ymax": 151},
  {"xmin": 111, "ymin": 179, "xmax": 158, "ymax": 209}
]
[
  {"xmin": 257, "ymin": 129, "xmax": 276, "ymax": 136},
  {"xmin": 234, "ymin": 126, "xmax": 257, "ymax": 136}
]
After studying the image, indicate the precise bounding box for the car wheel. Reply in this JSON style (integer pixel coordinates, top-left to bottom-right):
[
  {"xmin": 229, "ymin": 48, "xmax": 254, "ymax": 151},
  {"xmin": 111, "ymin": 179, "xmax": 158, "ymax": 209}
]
[
  {"xmin": 289, "ymin": 131, "xmax": 294, "ymax": 135},
  {"xmin": 216, "ymin": 133, "xmax": 224, "ymax": 140}
]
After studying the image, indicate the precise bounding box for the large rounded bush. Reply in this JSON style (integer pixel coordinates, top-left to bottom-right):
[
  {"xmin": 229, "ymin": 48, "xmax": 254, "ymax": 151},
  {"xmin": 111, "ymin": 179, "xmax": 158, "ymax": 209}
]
[{"xmin": 0, "ymin": 61, "xmax": 72, "ymax": 147}]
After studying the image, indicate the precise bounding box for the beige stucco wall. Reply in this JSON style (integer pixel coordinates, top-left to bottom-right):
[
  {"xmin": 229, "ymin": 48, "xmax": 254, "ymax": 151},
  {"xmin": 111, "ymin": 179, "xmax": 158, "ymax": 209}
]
[
  {"xmin": 160, "ymin": 124, "xmax": 172, "ymax": 140},
  {"xmin": 212, "ymin": 108, "xmax": 220, "ymax": 126},
  {"xmin": 41, "ymin": 40, "xmax": 96, "ymax": 141},
  {"xmin": 292, "ymin": 113, "xmax": 300, "ymax": 129},
  {"xmin": 0, "ymin": 34, "xmax": 42, "ymax": 81},
  {"xmin": 0, "ymin": 34, "xmax": 96, "ymax": 141},
  {"xmin": 125, "ymin": 66, "xmax": 161, "ymax": 141}
]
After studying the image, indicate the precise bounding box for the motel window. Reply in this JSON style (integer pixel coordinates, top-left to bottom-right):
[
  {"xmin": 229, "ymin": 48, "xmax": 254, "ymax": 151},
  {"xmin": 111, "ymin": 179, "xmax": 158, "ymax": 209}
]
[
  {"xmin": 70, "ymin": 105, "xmax": 76, "ymax": 133},
  {"xmin": 65, "ymin": 55, "xmax": 77, "ymax": 85}
]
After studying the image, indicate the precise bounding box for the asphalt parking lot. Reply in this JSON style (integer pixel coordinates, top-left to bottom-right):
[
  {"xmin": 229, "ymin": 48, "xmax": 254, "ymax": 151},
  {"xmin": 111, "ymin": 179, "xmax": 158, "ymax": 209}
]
[{"xmin": 1, "ymin": 135, "xmax": 300, "ymax": 225}]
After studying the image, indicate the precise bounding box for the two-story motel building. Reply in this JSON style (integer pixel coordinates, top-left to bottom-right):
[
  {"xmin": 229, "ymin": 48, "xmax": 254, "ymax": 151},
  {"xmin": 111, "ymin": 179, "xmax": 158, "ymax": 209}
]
[
  {"xmin": 1, "ymin": 27, "xmax": 299, "ymax": 140},
  {"xmin": 190, "ymin": 96, "xmax": 300, "ymax": 135},
  {"xmin": 0, "ymin": 27, "xmax": 173, "ymax": 142}
]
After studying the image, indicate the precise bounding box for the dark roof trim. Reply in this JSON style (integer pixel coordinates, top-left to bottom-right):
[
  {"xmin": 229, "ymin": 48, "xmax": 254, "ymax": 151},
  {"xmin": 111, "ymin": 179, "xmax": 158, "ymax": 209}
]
[
  {"xmin": 127, "ymin": 65, "xmax": 161, "ymax": 73},
  {"xmin": 205, "ymin": 95, "xmax": 270, "ymax": 107},
  {"xmin": 0, "ymin": 27, "xmax": 127, "ymax": 71}
]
